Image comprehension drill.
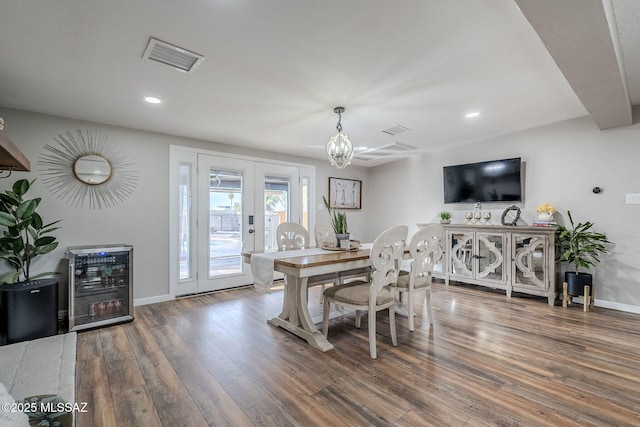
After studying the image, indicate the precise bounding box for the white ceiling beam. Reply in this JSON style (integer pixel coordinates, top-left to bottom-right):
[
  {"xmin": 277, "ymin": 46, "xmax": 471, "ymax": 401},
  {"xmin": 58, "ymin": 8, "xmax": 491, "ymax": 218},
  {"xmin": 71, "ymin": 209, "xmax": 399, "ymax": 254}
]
[{"xmin": 515, "ymin": 0, "xmax": 632, "ymax": 129}]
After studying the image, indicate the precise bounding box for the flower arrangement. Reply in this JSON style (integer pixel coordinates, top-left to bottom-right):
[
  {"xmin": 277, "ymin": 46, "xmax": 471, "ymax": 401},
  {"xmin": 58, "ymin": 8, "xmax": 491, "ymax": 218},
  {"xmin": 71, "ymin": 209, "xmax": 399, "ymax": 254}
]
[{"xmin": 536, "ymin": 203, "xmax": 556, "ymax": 214}]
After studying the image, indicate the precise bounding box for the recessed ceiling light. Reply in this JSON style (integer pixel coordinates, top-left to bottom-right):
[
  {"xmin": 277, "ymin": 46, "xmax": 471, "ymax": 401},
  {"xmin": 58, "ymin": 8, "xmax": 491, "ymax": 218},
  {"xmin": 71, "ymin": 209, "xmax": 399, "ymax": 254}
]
[
  {"xmin": 465, "ymin": 112, "xmax": 480, "ymax": 118},
  {"xmin": 144, "ymin": 96, "xmax": 162, "ymax": 104}
]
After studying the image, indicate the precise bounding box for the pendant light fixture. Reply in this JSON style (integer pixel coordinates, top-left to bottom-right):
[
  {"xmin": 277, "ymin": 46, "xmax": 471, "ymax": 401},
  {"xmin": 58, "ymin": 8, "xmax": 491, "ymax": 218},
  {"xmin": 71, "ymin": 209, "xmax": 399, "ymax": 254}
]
[{"xmin": 325, "ymin": 107, "xmax": 354, "ymax": 169}]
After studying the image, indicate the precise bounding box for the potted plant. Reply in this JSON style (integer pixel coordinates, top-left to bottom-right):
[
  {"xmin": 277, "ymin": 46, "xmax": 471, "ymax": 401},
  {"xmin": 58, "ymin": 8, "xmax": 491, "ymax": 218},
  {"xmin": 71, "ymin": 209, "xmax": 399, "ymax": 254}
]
[
  {"xmin": 322, "ymin": 195, "xmax": 349, "ymax": 247},
  {"xmin": 556, "ymin": 210, "xmax": 611, "ymax": 296},
  {"xmin": 439, "ymin": 211, "xmax": 452, "ymax": 224},
  {"xmin": 0, "ymin": 179, "xmax": 60, "ymax": 284}
]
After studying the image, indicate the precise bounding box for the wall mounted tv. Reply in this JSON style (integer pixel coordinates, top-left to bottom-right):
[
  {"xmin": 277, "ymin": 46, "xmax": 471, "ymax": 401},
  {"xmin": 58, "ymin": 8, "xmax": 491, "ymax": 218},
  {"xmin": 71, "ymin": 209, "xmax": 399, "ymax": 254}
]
[{"xmin": 443, "ymin": 157, "xmax": 522, "ymax": 203}]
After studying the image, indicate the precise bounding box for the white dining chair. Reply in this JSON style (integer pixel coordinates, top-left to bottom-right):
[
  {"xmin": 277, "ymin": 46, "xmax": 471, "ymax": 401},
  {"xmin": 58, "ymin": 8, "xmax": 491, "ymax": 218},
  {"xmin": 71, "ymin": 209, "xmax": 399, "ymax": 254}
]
[
  {"xmin": 275, "ymin": 222, "xmax": 310, "ymax": 250},
  {"xmin": 276, "ymin": 222, "xmax": 338, "ymax": 296},
  {"xmin": 322, "ymin": 225, "xmax": 408, "ymax": 359},
  {"xmin": 396, "ymin": 224, "xmax": 443, "ymax": 331}
]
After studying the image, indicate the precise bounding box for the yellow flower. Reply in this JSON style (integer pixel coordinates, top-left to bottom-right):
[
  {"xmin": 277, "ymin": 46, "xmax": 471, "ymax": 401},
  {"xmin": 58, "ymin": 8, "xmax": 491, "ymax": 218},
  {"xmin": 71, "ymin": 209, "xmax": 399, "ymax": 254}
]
[{"xmin": 536, "ymin": 203, "xmax": 556, "ymax": 214}]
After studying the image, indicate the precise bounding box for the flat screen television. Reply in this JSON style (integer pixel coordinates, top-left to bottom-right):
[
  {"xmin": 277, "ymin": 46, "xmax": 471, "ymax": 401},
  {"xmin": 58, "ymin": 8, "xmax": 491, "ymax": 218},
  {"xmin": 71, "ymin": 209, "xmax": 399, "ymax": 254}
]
[{"xmin": 443, "ymin": 157, "xmax": 522, "ymax": 203}]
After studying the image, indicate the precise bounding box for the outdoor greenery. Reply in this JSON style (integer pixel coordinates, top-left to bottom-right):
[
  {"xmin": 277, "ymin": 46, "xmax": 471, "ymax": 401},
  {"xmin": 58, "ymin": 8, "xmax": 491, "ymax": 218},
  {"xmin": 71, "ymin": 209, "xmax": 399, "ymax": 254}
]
[
  {"xmin": 323, "ymin": 195, "xmax": 348, "ymax": 235},
  {"xmin": 556, "ymin": 210, "xmax": 611, "ymax": 274},
  {"xmin": 0, "ymin": 179, "xmax": 60, "ymax": 284}
]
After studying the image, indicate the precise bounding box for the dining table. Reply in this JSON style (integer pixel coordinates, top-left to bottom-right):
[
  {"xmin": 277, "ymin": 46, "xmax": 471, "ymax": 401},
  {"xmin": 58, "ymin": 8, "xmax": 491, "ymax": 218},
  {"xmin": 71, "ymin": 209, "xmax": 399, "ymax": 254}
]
[{"xmin": 242, "ymin": 246, "xmax": 374, "ymax": 352}]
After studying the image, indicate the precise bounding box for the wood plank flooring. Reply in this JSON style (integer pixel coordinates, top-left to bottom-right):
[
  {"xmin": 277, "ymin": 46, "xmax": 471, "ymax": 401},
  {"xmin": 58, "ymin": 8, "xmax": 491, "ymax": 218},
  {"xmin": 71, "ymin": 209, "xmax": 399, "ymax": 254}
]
[{"xmin": 76, "ymin": 282, "xmax": 640, "ymax": 426}]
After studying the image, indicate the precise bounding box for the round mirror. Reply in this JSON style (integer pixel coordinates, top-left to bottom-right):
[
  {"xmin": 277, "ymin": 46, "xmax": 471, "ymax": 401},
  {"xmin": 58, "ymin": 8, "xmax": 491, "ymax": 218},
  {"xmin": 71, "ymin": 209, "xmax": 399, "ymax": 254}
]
[{"xmin": 73, "ymin": 154, "xmax": 112, "ymax": 185}]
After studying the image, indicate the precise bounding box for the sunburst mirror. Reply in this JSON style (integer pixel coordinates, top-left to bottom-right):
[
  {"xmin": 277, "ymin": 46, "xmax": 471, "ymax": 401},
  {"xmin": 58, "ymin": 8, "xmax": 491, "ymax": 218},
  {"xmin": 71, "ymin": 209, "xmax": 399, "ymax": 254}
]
[{"xmin": 38, "ymin": 129, "xmax": 139, "ymax": 209}]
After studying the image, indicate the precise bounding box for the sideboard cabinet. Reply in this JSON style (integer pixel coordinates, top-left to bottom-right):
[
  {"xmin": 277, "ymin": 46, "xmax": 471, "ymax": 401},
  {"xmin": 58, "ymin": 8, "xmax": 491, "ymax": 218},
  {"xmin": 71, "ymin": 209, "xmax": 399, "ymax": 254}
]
[{"xmin": 443, "ymin": 224, "xmax": 557, "ymax": 305}]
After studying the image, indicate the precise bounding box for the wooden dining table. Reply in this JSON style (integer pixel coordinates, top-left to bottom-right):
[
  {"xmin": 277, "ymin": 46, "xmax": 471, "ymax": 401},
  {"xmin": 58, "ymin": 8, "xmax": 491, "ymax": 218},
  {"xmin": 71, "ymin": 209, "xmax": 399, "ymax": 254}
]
[{"xmin": 242, "ymin": 247, "xmax": 373, "ymax": 352}]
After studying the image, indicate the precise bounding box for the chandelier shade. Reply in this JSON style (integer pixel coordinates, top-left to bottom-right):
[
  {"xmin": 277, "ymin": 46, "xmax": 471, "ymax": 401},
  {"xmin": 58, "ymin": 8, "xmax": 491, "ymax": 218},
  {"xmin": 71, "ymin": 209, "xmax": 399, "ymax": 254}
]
[{"xmin": 326, "ymin": 107, "xmax": 354, "ymax": 169}]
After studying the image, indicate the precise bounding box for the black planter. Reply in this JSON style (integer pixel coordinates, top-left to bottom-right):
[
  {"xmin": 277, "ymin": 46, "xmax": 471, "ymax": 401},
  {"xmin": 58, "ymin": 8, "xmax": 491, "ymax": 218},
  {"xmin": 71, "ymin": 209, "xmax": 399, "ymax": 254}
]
[{"xmin": 565, "ymin": 272, "xmax": 592, "ymax": 296}]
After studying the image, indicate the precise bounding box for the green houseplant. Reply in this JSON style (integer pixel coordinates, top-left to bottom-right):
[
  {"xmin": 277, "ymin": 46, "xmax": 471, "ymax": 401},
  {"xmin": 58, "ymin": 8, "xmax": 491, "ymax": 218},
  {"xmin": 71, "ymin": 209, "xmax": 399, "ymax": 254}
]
[
  {"xmin": 322, "ymin": 195, "xmax": 348, "ymax": 245},
  {"xmin": 439, "ymin": 211, "xmax": 452, "ymax": 224},
  {"xmin": 556, "ymin": 210, "xmax": 611, "ymax": 295},
  {"xmin": 0, "ymin": 179, "xmax": 60, "ymax": 284}
]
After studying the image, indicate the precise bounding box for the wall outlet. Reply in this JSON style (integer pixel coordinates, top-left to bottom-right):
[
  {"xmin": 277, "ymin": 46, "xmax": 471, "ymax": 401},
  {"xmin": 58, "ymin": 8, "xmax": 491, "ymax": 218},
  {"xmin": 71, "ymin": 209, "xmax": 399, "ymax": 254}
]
[{"xmin": 626, "ymin": 193, "xmax": 640, "ymax": 204}]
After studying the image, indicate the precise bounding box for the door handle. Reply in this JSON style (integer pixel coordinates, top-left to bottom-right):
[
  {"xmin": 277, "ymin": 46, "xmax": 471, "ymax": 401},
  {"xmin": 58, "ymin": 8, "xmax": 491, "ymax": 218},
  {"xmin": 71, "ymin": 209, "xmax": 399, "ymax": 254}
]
[{"xmin": 248, "ymin": 229, "xmax": 254, "ymax": 234}]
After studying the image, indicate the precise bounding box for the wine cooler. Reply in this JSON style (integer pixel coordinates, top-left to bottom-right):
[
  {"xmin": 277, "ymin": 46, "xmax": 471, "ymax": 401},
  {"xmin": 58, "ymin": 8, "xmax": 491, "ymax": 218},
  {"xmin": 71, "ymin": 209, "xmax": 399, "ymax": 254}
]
[{"xmin": 67, "ymin": 244, "xmax": 133, "ymax": 331}]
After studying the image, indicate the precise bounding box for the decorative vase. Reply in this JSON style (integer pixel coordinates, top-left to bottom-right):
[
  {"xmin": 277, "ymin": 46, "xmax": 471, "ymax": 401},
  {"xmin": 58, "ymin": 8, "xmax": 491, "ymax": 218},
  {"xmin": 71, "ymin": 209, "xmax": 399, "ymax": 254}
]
[
  {"xmin": 537, "ymin": 211, "xmax": 553, "ymax": 222},
  {"xmin": 440, "ymin": 219, "xmax": 450, "ymax": 224},
  {"xmin": 335, "ymin": 233, "xmax": 350, "ymax": 248}
]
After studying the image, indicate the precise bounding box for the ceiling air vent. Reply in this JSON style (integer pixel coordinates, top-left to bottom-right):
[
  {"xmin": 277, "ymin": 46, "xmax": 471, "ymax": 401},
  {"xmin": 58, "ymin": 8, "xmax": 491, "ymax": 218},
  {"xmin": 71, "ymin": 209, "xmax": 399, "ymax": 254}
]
[
  {"xmin": 353, "ymin": 143, "xmax": 416, "ymax": 161},
  {"xmin": 142, "ymin": 38, "xmax": 204, "ymax": 73},
  {"xmin": 382, "ymin": 125, "xmax": 411, "ymax": 136}
]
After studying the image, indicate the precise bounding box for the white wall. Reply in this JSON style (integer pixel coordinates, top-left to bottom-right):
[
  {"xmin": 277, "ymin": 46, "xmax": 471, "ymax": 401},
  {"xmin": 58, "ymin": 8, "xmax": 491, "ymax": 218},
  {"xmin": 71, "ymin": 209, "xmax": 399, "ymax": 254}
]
[
  {"xmin": 0, "ymin": 107, "xmax": 370, "ymax": 307},
  {"xmin": 369, "ymin": 115, "xmax": 640, "ymax": 310},
  {"xmin": 5, "ymin": 106, "xmax": 637, "ymax": 311}
]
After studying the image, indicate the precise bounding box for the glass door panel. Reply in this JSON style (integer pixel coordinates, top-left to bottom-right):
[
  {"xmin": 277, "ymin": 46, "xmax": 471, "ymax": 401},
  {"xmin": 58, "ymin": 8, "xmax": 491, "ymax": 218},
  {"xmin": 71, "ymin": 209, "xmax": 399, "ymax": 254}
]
[
  {"xmin": 264, "ymin": 175, "xmax": 290, "ymax": 252},
  {"xmin": 513, "ymin": 234, "xmax": 547, "ymax": 290},
  {"xmin": 253, "ymin": 163, "xmax": 300, "ymax": 254},
  {"xmin": 449, "ymin": 232, "xmax": 473, "ymax": 278},
  {"xmin": 178, "ymin": 163, "xmax": 193, "ymax": 281},
  {"xmin": 208, "ymin": 168, "xmax": 243, "ymax": 276},
  {"xmin": 197, "ymin": 155, "xmax": 254, "ymax": 292},
  {"xmin": 477, "ymin": 233, "xmax": 505, "ymax": 283}
]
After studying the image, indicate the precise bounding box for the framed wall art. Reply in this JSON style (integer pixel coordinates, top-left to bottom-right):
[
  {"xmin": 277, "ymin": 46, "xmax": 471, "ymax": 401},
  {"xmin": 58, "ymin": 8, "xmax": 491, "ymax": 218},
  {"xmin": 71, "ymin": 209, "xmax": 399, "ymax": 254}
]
[{"xmin": 328, "ymin": 177, "xmax": 362, "ymax": 209}]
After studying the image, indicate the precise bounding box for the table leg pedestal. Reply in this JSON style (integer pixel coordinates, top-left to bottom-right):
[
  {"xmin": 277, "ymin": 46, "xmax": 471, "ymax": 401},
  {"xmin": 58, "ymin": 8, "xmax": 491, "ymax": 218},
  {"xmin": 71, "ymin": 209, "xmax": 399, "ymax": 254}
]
[{"xmin": 268, "ymin": 275, "xmax": 334, "ymax": 352}]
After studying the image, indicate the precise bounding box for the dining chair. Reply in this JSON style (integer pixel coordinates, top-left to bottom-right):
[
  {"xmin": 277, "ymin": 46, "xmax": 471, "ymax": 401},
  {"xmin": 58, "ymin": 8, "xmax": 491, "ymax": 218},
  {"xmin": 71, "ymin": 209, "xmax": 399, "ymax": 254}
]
[
  {"xmin": 396, "ymin": 224, "xmax": 443, "ymax": 331},
  {"xmin": 276, "ymin": 222, "xmax": 337, "ymax": 296},
  {"xmin": 315, "ymin": 221, "xmax": 370, "ymax": 286},
  {"xmin": 322, "ymin": 225, "xmax": 408, "ymax": 359},
  {"xmin": 275, "ymin": 222, "xmax": 310, "ymax": 250}
]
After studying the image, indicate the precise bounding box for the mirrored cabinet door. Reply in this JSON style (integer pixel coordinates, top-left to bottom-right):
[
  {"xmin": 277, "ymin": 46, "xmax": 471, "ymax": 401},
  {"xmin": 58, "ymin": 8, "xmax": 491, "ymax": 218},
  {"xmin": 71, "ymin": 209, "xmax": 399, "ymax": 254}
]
[{"xmin": 512, "ymin": 234, "xmax": 548, "ymax": 291}]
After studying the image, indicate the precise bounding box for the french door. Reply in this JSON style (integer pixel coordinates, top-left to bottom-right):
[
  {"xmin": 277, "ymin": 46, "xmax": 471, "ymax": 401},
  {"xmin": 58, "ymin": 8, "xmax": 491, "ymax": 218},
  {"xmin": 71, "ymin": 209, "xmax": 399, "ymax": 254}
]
[{"xmin": 170, "ymin": 147, "xmax": 312, "ymax": 296}]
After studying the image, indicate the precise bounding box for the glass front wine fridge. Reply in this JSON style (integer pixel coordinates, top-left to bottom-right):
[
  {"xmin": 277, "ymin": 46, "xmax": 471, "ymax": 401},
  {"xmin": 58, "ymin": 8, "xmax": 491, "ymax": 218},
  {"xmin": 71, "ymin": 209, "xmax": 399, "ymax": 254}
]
[{"xmin": 67, "ymin": 244, "xmax": 133, "ymax": 331}]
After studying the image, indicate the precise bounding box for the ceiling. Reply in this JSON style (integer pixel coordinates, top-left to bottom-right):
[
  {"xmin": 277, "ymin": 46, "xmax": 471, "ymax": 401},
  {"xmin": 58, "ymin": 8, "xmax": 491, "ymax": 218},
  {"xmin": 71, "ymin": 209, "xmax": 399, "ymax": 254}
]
[{"xmin": 0, "ymin": 0, "xmax": 638, "ymax": 167}]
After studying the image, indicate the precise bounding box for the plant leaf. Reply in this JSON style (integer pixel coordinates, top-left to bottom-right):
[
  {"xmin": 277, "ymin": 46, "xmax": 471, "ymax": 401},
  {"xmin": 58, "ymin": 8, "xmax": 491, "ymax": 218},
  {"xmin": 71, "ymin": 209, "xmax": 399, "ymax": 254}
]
[
  {"xmin": 16, "ymin": 199, "xmax": 38, "ymax": 220},
  {"xmin": 0, "ymin": 211, "xmax": 16, "ymax": 227},
  {"xmin": 11, "ymin": 179, "xmax": 30, "ymax": 197},
  {"xmin": 0, "ymin": 271, "xmax": 20, "ymax": 284}
]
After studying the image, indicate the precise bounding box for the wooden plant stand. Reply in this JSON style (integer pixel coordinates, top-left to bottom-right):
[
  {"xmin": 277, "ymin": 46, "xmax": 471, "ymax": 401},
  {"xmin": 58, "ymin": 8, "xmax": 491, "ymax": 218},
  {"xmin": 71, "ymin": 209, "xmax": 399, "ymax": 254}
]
[{"xmin": 562, "ymin": 282, "xmax": 594, "ymax": 311}]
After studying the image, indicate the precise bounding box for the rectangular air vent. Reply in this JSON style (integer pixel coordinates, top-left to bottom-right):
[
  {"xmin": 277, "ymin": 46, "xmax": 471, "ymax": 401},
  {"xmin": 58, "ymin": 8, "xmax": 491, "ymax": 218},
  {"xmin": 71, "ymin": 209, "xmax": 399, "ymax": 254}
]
[
  {"xmin": 142, "ymin": 38, "xmax": 204, "ymax": 73},
  {"xmin": 353, "ymin": 143, "xmax": 416, "ymax": 161},
  {"xmin": 382, "ymin": 125, "xmax": 411, "ymax": 136}
]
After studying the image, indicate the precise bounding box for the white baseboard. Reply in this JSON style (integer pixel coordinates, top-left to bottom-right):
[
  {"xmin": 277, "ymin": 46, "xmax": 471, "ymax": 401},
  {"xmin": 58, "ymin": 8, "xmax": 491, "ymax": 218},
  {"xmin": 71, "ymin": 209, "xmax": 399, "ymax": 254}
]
[
  {"xmin": 595, "ymin": 299, "xmax": 640, "ymax": 314},
  {"xmin": 134, "ymin": 294, "xmax": 174, "ymax": 307},
  {"xmin": 571, "ymin": 297, "xmax": 640, "ymax": 314}
]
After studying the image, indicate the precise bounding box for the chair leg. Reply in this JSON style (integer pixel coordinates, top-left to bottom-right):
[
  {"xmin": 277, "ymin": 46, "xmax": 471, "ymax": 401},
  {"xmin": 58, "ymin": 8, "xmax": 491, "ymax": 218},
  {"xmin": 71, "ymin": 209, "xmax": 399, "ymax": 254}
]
[
  {"xmin": 425, "ymin": 288, "xmax": 433, "ymax": 326},
  {"xmin": 322, "ymin": 299, "xmax": 330, "ymax": 337},
  {"xmin": 319, "ymin": 284, "xmax": 325, "ymax": 304},
  {"xmin": 369, "ymin": 310, "xmax": 377, "ymax": 359},
  {"xmin": 389, "ymin": 307, "xmax": 397, "ymax": 347},
  {"xmin": 355, "ymin": 310, "xmax": 362, "ymax": 328},
  {"xmin": 407, "ymin": 289, "xmax": 415, "ymax": 332}
]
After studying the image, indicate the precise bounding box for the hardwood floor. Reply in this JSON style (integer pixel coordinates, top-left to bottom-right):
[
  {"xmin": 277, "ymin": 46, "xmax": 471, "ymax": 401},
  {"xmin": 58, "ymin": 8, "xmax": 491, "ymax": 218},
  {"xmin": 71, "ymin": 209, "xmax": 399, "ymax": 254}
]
[{"xmin": 76, "ymin": 281, "xmax": 640, "ymax": 426}]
